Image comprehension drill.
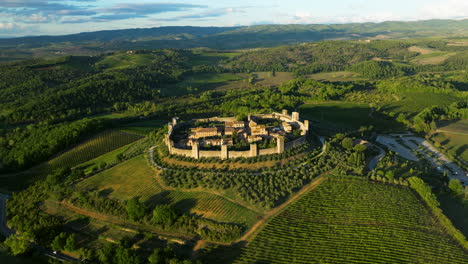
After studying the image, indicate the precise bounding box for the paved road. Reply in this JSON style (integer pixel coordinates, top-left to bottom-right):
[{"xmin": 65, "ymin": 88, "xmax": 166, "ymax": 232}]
[
  {"xmin": 377, "ymin": 134, "xmax": 467, "ymax": 185},
  {"xmin": 402, "ymin": 136, "xmax": 467, "ymax": 183},
  {"xmin": 376, "ymin": 136, "xmax": 418, "ymax": 161},
  {"xmin": 368, "ymin": 144, "xmax": 386, "ymax": 170}
]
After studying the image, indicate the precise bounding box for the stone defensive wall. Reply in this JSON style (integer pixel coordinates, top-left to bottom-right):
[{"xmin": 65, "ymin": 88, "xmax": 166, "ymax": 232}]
[{"xmin": 165, "ymin": 110, "xmax": 309, "ymax": 160}]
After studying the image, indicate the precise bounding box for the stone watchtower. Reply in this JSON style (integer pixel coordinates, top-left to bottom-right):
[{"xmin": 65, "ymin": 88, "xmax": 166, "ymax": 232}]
[
  {"xmin": 250, "ymin": 144, "xmax": 258, "ymax": 157},
  {"xmin": 192, "ymin": 141, "xmax": 200, "ymax": 159},
  {"xmin": 221, "ymin": 144, "xmax": 229, "ymax": 160},
  {"xmin": 277, "ymin": 136, "xmax": 285, "ymax": 154},
  {"xmin": 292, "ymin": 112, "xmax": 300, "ymax": 121}
]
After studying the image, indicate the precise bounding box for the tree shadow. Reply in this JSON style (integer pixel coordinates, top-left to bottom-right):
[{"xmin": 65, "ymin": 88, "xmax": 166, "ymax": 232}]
[
  {"xmin": 98, "ymin": 188, "xmax": 114, "ymax": 197},
  {"xmin": 197, "ymin": 241, "xmax": 248, "ymax": 264},
  {"xmin": 145, "ymin": 191, "xmax": 172, "ymax": 208},
  {"xmin": 173, "ymin": 198, "xmax": 198, "ymax": 214},
  {"xmin": 456, "ymin": 144, "xmax": 467, "ymax": 158},
  {"xmin": 66, "ymin": 216, "xmax": 90, "ymax": 231}
]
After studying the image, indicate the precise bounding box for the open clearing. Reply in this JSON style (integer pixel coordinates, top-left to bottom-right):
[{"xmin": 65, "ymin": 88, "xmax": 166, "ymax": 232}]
[
  {"xmin": 118, "ymin": 119, "xmax": 166, "ymax": 136},
  {"xmin": 382, "ymin": 92, "xmax": 462, "ymax": 117},
  {"xmin": 233, "ymin": 177, "xmax": 468, "ymax": 264},
  {"xmin": 300, "ymin": 102, "xmax": 401, "ymax": 132},
  {"xmin": 95, "ymin": 53, "xmax": 155, "ymax": 70},
  {"xmin": 309, "ymin": 71, "xmax": 366, "ymax": 82},
  {"xmin": 432, "ymin": 120, "xmax": 468, "ymax": 164},
  {"xmin": 76, "ymin": 155, "xmax": 259, "ymax": 226},
  {"xmin": 411, "ymin": 51, "xmax": 456, "ymax": 65},
  {"xmin": 253, "ymin": 72, "xmax": 294, "ymax": 86},
  {"xmin": 408, "ymin": 46, "xmax": 437, "ymax": 55}
]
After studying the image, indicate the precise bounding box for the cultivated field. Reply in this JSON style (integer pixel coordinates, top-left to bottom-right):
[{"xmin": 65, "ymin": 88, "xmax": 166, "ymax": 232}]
[
  {"xmin": 36, "ymin": 130, "xmax": 143, "ymax": 174},
  {"xmin": 95, "ymin": 53, "xmax": 155, "ymax": 70},
  {"xmin": 162, "ymin": 73, "xmax": 244, "ymax": 97},
  {"xmin": 432, "ymin": 119, "xmax": 468, "ymax": 163},
  {"xmin": 309, "ymin": 71, "xmax": 366, "ymax": 82},
  {"xmin": 408, "ymin": 46, "xmax": 436, "ymax": 55},
  {"xmin": 253, "ymin": 72, "xmax": 295, "ymax": 86},
  {"xmin": 234, "ymin": 177, "xmax": 468, "ymax": 264},
  {"xmin": 382, "ymin": 92, "xmax": 462, "ymax": 117},
  {"xmin": 411, "ymin": 51, "xmax": 456, "ymax": 65},
  {"xmin": 76, "ymin": 155, "xmax": 259, "ymax": 226},
  {"xmin": 300, "ymin": 102, "xmax": 400, "ymax": 132},
  {"xmin": 118, "ymin": 119, "xmax": 166, "ymax": 136}
]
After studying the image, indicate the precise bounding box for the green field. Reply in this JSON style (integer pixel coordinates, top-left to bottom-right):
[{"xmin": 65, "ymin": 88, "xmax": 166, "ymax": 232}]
[
  {"xmin": 431, "ymin": 119, "xmax": 468, "ymax": 163},
  {"xmin": 118, "ymin": 119, "xmax": 166, "ymax": 136},
  {"xmin": 252, "ymin": 72, "xmax": 294, "ymax": 86},
  {"xmin": 36, "ymin": 130, "xmax": 143, "ymax": 174},
  {"xmin": 300, "ymin": 102, "xmax": 402, "ymax": 132},
  {"xmin": 309, "ymin": 71, "xmax": 366, "ymax": 82},
  {"xmin": 161, "ymin": 73, "xmax": 244, "ymax": 97},
  {"xmin": 76, "ymin": 155, "xmax": 259, "ymax": 226},
  {"xmin": 188, "ymin": 51, "xmax": 242, "ymax": 66},
  {"xmin": 234, "ymin": 177, "xmax": 468, "ymax": 263},
  {"xmin": 95, "ymin": 53, "xmax": 155, "ymax": 70},
  {"xmin": 381, "ymin": 92, "xmax": 461, "ymax": 117},
  {"xmin": 411, "ymin": 51, "xmax": 456, "ymax": 65}
]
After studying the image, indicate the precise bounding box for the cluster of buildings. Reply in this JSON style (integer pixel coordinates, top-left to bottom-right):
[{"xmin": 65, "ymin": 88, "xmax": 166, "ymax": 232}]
[{"xmin": 185, "ymin": 115, "xmax": 298, "ymax": 148}]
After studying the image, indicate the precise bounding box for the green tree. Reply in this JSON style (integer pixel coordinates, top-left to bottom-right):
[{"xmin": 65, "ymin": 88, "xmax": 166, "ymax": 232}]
[
  {"xmin": 448, "ymin": 179, "xmax": 464, "ymax": 197},
  {"xmin": 65, "ymin": 234, "xmax": 77, "ymax": 251},
  {"xmin": 126, "ymin": 198, "xmax": 147, "ymax": 222},
  {"xmin": 148, "ymin": 248, "xmax": 163, "ymax": 264},
  {"xmin": 4, "ymin": 233, "xmax": 33, "ymax": 256},
  {"xmin": 51, "ymin": 232, "xmax": 67, "ymax": 251},
  {"xmin": 341, "ymin": 138, "xmax": 354, "ymax": 150},
  {"xmin": 152, "ymin": 205, "xmax": 178, "ymax": 225},
  {"xmin": 114, "ymin": 246, "xmax": 141, "ymax": 264},
  {"xmin": 353, "ymin": 144, "xmax": 367, "ymax": 152}
]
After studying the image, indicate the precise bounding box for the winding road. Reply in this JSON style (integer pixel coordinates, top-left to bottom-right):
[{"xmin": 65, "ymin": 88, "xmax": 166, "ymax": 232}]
[{"xmin": 367, "ymin": 144, "xmax": 386, "ymax": 170}]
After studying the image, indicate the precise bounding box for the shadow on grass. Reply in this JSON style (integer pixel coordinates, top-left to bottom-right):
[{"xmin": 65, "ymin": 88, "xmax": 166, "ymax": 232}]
[
  {"xmin": 197, "ymin": 241, "xmax": 247, "ymax": 264},
  {"xmin": 438, "ymin": 193, "xmax": 468, "ymax": 238}
]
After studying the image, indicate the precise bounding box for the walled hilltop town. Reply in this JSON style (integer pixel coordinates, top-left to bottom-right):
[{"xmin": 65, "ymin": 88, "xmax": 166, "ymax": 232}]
[{"xmin": 165, "ymin": 110, "xmax": 309, "ymax": 160}]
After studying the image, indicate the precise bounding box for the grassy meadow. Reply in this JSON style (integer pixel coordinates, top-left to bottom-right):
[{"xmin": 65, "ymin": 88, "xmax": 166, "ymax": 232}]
[
  {"xmin": 300, "ymin": 102, "xmax": 403, "ymax": 132},
  {"xmin": 76, "ymin": 155, "xmax": 259, "ymax": 226},
  {"xmin": 431, "ymin": 119, "xmax": 468, "ymax": 163}
]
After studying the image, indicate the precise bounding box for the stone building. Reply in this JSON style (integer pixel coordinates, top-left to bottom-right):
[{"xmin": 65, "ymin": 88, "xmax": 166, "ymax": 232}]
[
  {"xmin": 225, "ymin": 121, "xmax": 245, "ymax": 128},
  {"xmin": 190, "ymin": 127, "xmax": 221, "ymax": 139}
]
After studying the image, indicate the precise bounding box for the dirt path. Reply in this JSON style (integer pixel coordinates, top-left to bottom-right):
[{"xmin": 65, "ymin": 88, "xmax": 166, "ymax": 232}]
[
  {"xmin": 192, "ymin": 174, "xmax": 327, "ymax": 252},
  {"xmin": 436, "ymin": 129, "xmax": 468, "ymax": 136},
  {"xmin": 236, "ymin": 174, "xmax": 326, "ymax": 242}
]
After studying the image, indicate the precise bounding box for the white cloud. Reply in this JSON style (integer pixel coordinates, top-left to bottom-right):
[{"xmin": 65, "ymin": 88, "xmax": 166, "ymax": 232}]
[
  {"xmin": 420, "ymin": 0, "xmax": 468, "ymax": 19},
  {"xmin": 290, "ymin": 11, "xmax": 403, "ymax": 24},
  {"xmin": 0, "ymin": 22, "xmax": 16, "ymax": 30}
]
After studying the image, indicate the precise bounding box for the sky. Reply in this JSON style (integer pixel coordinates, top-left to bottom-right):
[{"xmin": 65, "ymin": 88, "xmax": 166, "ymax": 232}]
[{"xmin": 0, "ymin": 0, "xmax": 468, "ymax": 37}]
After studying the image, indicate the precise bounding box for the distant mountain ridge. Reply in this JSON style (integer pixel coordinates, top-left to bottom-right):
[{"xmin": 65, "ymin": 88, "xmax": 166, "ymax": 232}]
[{"xmin": 1, "ymin": 19, "xmax": 468, "ymax": 61}]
